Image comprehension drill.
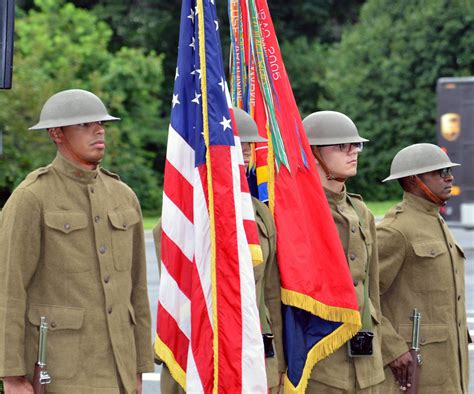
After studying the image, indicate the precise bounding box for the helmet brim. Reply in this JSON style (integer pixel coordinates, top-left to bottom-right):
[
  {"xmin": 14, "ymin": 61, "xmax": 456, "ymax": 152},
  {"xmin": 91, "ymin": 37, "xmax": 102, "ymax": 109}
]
[
  {"xmin": 382, "ymin": 162, "xmax": 460, "ymax": 182},
  {"xmin": 29, "ymin": 114, "xmax": 120, "ymax": 130}
]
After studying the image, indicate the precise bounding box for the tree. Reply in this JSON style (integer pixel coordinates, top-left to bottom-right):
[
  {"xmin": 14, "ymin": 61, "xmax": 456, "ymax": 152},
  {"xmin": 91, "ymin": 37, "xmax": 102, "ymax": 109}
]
[
  {"xmin": 0, "ymin": 0, "xmax": 165, "ymax": 212},
  {"xmin": 320, "ymin": 0, "xmax": 474, "ymax": 200}
]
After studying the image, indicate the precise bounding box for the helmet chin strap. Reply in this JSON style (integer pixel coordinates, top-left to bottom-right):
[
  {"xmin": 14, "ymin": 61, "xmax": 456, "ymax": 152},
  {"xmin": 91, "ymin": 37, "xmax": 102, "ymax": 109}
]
[
  {"xmin": 414, "ymin": 176, "xmax": 445, "ymax": 206},
  {"xmin": 312, "ymin": 147, "xmax": 346, "ymax": 183}
]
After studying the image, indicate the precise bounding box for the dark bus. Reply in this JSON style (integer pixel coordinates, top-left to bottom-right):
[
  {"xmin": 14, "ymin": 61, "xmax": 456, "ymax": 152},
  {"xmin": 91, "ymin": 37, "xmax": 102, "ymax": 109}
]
[{"xmin": 437, "ymin": 77, "xmax": 474, "ymax": 225}]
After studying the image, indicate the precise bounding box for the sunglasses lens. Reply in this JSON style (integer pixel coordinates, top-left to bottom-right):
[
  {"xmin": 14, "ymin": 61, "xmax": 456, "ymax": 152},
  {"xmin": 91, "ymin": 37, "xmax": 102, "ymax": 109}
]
[{"xmin": 440, "ymin": 168, "xmax": 452, "ymax": 177}]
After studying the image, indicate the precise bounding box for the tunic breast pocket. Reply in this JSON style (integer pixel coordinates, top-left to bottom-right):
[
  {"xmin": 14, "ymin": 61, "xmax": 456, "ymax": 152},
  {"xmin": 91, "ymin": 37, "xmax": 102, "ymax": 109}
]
[
  {"xmin": 411, "ymin": 240, "xmax": 449, "ymax": 291},
  {"xmin": 108, "ymin": 208, "xmax": 140, "ymax": 271},
  {"xmin": 44, "ymin": 211, "xmax": 90, "ymax": 273}
]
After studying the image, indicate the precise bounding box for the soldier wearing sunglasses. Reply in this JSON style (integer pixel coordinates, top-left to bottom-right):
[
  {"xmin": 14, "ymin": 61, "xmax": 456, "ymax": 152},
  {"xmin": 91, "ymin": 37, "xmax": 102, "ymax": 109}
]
[
  {"xmin": 303, "ymin": 111, "xmax": 385, "ymax": 393},
  {"xmin": 378, "ymin": 143, "xmax": 469, "ymax": 393}
]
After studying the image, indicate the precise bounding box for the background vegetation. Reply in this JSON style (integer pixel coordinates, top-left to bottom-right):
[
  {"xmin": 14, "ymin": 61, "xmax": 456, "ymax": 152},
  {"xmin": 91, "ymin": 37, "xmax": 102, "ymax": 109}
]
[{"xmin": 1, "ymin": 0, "xmax": 473, "ymax": 212}]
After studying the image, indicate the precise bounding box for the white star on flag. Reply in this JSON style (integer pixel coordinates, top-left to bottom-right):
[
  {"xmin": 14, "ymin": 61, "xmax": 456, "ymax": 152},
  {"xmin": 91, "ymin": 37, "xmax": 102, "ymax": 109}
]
[
  {"xmin": 191, "ymin": 68, "xmax": 202, "ymax": 79},
  {"xmin": 172, "ymin": 94, "xmax": 180, "ymax": 108},
  {"xmin": 175, "ymin": 67, "xmax": 179, "ymax": 80},
  {"xmin": 189, "ymin": 36, "xmax": 195, "ymax": 50},
  {"xmin": 215, "ymin": 20, "xmax": 219, "ymax": 31},
  {"xmin": 218, "ymin": 77, "xmax": 225, "ymax": 92},
  {"xmin": 219, "ymin": 116, "xmax": 232, "ymax": 131},
  {"xmin": 192, "ymin": 92, "xmax": 201, "ymax": 104},
  {"xmin": 187, "ymin": 8, "xmax": 195, "ymax": 24}
]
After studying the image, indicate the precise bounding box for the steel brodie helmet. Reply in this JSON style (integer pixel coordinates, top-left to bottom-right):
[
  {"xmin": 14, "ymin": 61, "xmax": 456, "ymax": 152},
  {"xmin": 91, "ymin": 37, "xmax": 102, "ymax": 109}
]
[
  {"xmin": 233, "ymin": 107, "xmax": 267, "ymax": 143},
  {"xmin": 303, "ymin": 110, "xmax": 369, "ymax": 146},
  {"xmin": 29, "ymin": 89, "xmax": 120, "ymax": 130},
  {"xmin": 383, "ymin": 143, "xmax": 460, "ymax": 182}
]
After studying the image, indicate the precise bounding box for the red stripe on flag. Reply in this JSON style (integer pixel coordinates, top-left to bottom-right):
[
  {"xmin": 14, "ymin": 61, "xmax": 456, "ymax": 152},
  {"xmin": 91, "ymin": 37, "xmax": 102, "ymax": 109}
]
[
  {"xmin": 157, "ymin": 304, "xmax": 189, "ymax": 370},
  {"xmin": 161, "ymin": 231, "xmax": 193, "ymax": 299},
  {"xmin": 210, "ymin": 145, "xmax": 243, "ymax": 392},
  {"xmin": 190, "ymin": 260, "xmax": 215, "ymax": 392},
  {"xmin": 164, "ymin": 160, "xmax": 194, "ymax": 222}
]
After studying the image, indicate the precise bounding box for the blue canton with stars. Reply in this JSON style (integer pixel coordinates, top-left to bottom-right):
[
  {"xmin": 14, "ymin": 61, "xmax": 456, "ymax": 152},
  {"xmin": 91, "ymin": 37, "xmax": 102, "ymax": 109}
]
[{"xmin": 170, "ymin": 0, "xmax": 234, "ymax": 167}]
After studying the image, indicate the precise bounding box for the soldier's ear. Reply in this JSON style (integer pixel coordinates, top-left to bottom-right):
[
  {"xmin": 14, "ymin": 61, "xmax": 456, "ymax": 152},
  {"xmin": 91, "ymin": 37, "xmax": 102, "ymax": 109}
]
[{"xmin": 48, "ymin": 127, "xmax": 63, "ymax": 143}]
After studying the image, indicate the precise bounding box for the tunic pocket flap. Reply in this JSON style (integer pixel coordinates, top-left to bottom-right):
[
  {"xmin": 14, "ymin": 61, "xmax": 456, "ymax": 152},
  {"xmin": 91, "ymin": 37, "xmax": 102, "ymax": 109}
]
[
  {"xmin": 108, "ymin": 208, "xmax": 140, "ymax": 230},
  {"xmin": 128, "ymin": 304, "xmax": 137, "ymax": 325},
  {"xmin": 455, "ymin": 242, "xmax": 465, "ymax": 258},
  {"xmin": 411, "ymin": 240, "xmax": 446, "ymax": 258},
  {"xmin": 44, "ymin": 211, "xmax": 88, "ymax": 234},
  {"xmin": 398, "ymin": 323, "xmax": 448, "ymax": 345},
  {"xmin": 28, "ymin": 304, "xmax": 85, "ymax": 330}
]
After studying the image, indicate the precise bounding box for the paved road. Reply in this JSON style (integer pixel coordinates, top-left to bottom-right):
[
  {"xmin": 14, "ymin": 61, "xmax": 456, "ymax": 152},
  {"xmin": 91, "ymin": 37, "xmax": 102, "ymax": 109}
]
[{"xmin": 142, "ymin": 226, "xmax": 474, "ymax": 393}]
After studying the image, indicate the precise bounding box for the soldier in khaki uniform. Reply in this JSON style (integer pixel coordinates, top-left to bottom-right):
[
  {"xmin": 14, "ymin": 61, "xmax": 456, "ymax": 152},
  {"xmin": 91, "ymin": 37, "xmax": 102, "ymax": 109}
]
[
  {"xmin": 0, "ymin": 90, "xmax": 154, "ymax": 393},
  {"xmin": 153, "ymin": 108, "xmax": 285, "ymax": 393},
  {"xmin": 377, "ymin": 143, "xmax": 470, "ymax": 393},
  {"xmin": 303, "ymin": 111, "xmax": 384, "ymax": 393}
]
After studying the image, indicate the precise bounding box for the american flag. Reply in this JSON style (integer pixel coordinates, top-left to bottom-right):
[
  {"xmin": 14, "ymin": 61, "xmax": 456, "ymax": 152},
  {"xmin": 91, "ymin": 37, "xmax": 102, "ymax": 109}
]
[{"xmin": 155, "ymin": 0, "xmax": 267, "ymax": 392}]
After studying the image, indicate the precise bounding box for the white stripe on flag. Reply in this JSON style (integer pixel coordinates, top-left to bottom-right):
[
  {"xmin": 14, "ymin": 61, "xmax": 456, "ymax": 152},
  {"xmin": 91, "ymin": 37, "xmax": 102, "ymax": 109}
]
[
  {"xmin": 193, "ymin": 167, "xmax": 214, "ymax": 328},
  {"xmin": 186, "ymin": 342, "xmax": 204, "ymax": 392},
  {"xmin": 234, "ymin": 135, "xmax": 244, "ymax": 165},
  {"xmin": 167, "ymin": 125, "xmax": 195, "ymax": 185},
  {"xmin": 162, "ymin": 193, "xmax": 194, "ymax": 262},
  {"xmin": 241, "ymin": 191, "xmax": 255, "ymax": 221},
  {"xmin": 231, "ymin": 145, "xmax": 267, "ymax": 392},
  {"xmin": 159, "ymin": 263, "xmax": 192, "ymax": 339}
]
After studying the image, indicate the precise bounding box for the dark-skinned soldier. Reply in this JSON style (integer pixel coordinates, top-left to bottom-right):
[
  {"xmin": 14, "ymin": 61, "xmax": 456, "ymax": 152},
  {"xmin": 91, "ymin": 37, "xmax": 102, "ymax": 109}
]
[
  {"xmin": 303, "ymin": 111, "xmax": 384, "ymax": 393},
  {"xmin": 378, "ymin": 143, "xmax": 470, "ymax": 393},
  {"xmin": 0, "ymin": 89, "xmax": 154, "ymax": 394},
  {"xmin": 153, "ymin": 107, "xmax": 285, "ymax": 393}
]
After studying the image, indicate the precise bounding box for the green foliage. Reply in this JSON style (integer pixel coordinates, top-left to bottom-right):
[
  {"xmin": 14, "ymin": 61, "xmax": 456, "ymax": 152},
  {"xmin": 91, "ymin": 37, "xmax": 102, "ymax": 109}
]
[
  {"xmin": 0, "ymin": 0, "xmax": 165, "ymax": 211},
  {"xmin": 320, "ymin": 0, "xmax": 474, "ymax": 200},
  {"xmin": 281, "ymin": 37, "xmax": 329, "ymax": 118}
]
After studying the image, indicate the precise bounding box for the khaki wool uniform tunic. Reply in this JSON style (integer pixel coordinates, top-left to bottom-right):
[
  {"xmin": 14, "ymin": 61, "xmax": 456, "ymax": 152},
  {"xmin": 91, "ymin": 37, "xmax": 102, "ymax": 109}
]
[
  {"xmin": 154, "ymin": 197, "xmax": 285, "ymax": 393},
  {"xmin": 308, "ymin": 187, "xmax": 384, "ymax": 393},
  {"xmin": 378, "ymin": 192, "xmax": 469, "ymax": 393},
  {"xmin": 0, "ymin": 153, "xmax": 154, "ymax": 393}
]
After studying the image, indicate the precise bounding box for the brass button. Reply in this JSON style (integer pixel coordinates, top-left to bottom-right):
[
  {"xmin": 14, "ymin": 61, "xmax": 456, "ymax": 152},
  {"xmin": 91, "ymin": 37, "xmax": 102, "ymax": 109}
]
[
  {"xmin": 349, "ymin": 254, "xmax": 356, "ymax": 261},
  {"xmin": 351, "ymin": 225, "xmax": 356, "ymax": 233},
  {"xmin": 108, "ymin": 307, "xmax": 113, "ymax": 314},
  {"xmin": 90, "ymin": 186, "xmax": 95, "ymax": 193},
  {"xmin": 123, "ymin": 223, "xmax": 128, "ymax": 229},
  {"xmin": 353, "ymin": 280, "xmax": 359, "ymax": 286},
  {"xmin": 95, "ymin": 216, "xmax": 100, "ymax": 223},
  {"xmin": 50, "ymin": 322, "xmax": 57, "ymax": 328},
  {"xmin": 64, "ymin": 223, "xmax": 71, "ymax": 231},
  {"xmin": 104, "ymin": 275, "xmax": 110, "ymax": 284},
  {"xmin": 99, "ymin": 245, "xmax": 107, "ymax": 254},
  {"xmin": 430, "ymin": 250, "xmax": 436, "ymax": 256}
]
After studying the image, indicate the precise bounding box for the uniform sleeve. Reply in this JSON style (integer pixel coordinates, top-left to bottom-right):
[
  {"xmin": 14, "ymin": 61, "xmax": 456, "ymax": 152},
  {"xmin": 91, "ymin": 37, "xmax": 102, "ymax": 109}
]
[
  {"xmin": 129, "ymin": 197, "xmax": 154, "ymax": 373},
  {"xmin": 376, "ymin": 224, "xmax": 410, "ymax": 365},
  {"xmin": 153, "ymin": 219, "xmax": 162, "ymax": 275},
  {"xmin": 264, "ymin": 244, "xmax": 286, "ymax": 373},
  {"xmin": 367, "ymin": 213, "xmax": 381, "ymax": 322},
  {"xmin": 0, "ymin": 189, "xmax": 42, "ymax": 377},
  {"xmin": 151, "ymin": 219, "xmax": 163, "ymax": 364}
]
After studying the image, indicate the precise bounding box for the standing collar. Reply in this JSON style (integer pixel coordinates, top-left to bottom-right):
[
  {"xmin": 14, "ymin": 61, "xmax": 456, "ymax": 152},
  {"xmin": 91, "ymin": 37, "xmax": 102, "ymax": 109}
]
[
  {"xmin": 324, "ymin": 185, "xmax": 347, "ymax": 207},
  {"xmin": 52, "ymin": 152, "xmax": 100, "ymax": 184},
  {"xmin": 403, "ymin": 192, "xmax": 440, "ymax": 215}
]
